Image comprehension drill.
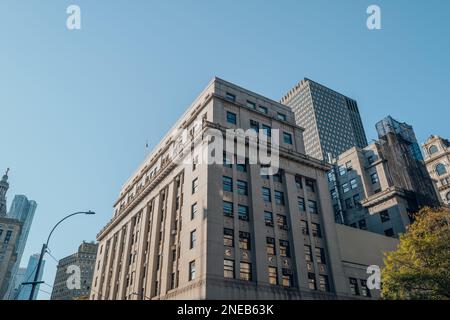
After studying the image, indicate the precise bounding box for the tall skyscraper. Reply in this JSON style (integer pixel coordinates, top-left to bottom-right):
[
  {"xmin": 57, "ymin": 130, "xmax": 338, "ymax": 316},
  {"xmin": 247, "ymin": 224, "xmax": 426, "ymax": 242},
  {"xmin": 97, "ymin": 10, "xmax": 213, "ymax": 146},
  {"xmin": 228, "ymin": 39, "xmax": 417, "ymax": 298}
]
[
  {"xmin": 16, "ymin": 254, "xmax": 45, "ymax": 300},
  {"xmin": 4, "ymin": 195, "xmax": 37, "ymax": 299},
  {"xmin": 281, "ymin": 78, "xmax": 368, "ymax": 161},
  {"xmin": 90, "ymin": 78, "xmax": 397, "ymax": 301},
  {"xmin": 375, "ymin": 115, "xmax": 424, "ymax": 161},
  {"xmin": 51, "ymin": 241, "xmax": 98, "ymax": 300}
]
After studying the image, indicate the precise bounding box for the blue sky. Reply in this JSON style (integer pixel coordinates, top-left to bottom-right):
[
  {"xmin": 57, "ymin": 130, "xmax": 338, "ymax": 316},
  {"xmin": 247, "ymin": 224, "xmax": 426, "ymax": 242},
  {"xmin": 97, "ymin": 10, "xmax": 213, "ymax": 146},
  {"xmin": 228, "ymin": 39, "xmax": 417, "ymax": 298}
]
[{"xmin": 1, "ymin": 0, "xmax": 449, "ymax": 299}]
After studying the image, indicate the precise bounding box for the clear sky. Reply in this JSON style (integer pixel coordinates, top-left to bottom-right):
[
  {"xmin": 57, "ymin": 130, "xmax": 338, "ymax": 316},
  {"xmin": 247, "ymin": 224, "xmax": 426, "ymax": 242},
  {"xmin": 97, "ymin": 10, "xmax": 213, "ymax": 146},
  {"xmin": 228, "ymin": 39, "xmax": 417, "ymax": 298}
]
[{"xmin": 1, "ymin": 0, "xmax": 449, "ymax": 299}]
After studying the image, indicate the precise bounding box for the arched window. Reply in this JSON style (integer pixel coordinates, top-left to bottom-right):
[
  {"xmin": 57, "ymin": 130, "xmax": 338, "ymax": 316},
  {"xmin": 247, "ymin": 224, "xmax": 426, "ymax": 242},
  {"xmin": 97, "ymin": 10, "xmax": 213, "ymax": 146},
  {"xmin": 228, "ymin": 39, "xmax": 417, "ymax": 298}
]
[
  {"xmin": 436, "ymin": 163, "xmax": 447, "ymax": 176},
  {"xmin": 428, "ymin": 145, "xmax": 439, "ymax": 155},
  {"xmin": 447, "ymin": 192, "xmax": 450, "ymax": 201}
]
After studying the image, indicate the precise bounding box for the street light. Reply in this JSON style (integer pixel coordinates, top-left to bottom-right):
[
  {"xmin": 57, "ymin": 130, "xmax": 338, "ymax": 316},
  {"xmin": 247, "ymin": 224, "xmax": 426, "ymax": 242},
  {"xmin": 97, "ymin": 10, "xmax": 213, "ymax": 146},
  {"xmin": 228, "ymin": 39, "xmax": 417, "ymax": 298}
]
[{"xmin": 27, "ymin": 211, "xmax": 96, "ymax": 300}]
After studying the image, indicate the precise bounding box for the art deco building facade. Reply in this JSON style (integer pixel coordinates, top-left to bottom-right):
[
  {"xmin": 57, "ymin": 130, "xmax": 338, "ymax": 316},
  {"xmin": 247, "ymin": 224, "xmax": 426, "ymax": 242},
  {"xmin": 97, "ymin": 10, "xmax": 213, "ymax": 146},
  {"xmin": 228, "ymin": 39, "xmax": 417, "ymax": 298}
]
[
  {"xmin": 327, "ymin": 125, "xmax": 440, "ymax": 237},
  {"xmin": 51, "ymin": 241, "xmax": 98, "ymax": 300},
  {"xmin": 280, "ymin": 78, "xmax": 368, "ymax": 161},
  {"xmin": 422, "ymin": 135, "xmax": 450, "ymax": 205},
  {"xmin": 90, "ymin": 78, "xmax": 397, "ymax": 301}
]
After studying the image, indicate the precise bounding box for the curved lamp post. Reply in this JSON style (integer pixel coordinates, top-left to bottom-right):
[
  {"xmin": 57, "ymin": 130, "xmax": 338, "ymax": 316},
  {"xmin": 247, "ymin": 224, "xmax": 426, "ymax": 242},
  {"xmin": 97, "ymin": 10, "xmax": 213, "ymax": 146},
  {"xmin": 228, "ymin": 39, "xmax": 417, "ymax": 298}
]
[{"xmin": 27, "ymin": 211, "xmax": 95, "ymax": 300}]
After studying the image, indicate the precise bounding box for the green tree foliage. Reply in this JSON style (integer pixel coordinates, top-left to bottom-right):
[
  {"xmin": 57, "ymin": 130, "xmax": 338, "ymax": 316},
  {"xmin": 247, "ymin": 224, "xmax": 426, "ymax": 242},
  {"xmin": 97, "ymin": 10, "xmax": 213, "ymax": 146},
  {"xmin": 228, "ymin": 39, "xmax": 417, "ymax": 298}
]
[{"xmin": 382, "ymin": 207, "xmax": 450, "ymax": 300}]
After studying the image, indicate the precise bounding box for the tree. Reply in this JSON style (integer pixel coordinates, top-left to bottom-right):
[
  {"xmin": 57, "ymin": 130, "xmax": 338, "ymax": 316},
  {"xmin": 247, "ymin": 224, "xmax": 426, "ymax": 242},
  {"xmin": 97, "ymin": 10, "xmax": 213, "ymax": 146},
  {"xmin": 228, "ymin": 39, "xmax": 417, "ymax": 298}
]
[{"xmin": 381, "ymin": 207, "xmax": 450, "ymax": 300}]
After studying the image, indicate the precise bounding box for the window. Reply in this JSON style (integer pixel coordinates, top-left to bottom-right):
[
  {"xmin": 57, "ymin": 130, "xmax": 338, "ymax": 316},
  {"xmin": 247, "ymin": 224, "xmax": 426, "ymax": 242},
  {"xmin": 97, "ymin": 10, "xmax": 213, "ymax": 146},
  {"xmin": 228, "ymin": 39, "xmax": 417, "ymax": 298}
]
[
  {"xmin": 308, "ymin": 273, "xmax": 316, "ymax": 290},
  {"xmin": 223, "ymin": 201, "xmax": 233, "ymax": 217},
  {"xmin": 361, "ymin": 280, "xmax": 371, "ymax": 297},
  {"xmin": 330, "ymin": 189, "xmax": 337, "ymax": 199},
  {"xmin": 428, "ymin": 145, "xmax": 438, "ymax": 155},
  {"xmin": 189, "ymin": 261, "xmax": 196, "ymax": 281},
  {"xmin": 283, "ymin": 132, "xmax": 293, "ymax": 145},
  {"xmin": 273, "ymin": 171, "xmax": 282, "ymax": 183},
  {"xmin": 262, "ymin": 124, "xmax": 271, "ymax": 137},
  {"xmin": 223, "ymin": 152, "xmax": 232, "ymax": 168},
  {"xmin": 282, "ymin": 269, "xmax": 292, "ymax": 287},
  {"xmin": 224, "ymin": 228, "xmax": 234, "ymax": 247},
  {"xmin": 298, "ymin": 197, "xmax": 306, "ymax": 211},
  {"xmin": 193, "ymin": 155, "xmax": 198, "ymax": 171},
  {"xmin": 308, "ymin": 200, "xmax": 318, "ymax": 214},
  {"xmin": 190, "ymin": 230, "xmax": 197, "ymax": 249},
  {"xmin": 311, "ymin": 223, "xmax": 322, "ymax": 238},
  {"xmin": 223, "ymin": 176, "xmax": 233, "ymax": 192},
  {"xmin": 349, "ymin": 278, "xmax": 359, "ymax": 295},
  {"xmin": 358, "ymin": 219, "xmax": 367, "ymax": 230},
  {"xmin": 236, "ymin": 163, "xmax": 247, "ymax": 172},
  {"xmin": 238, "ymin": 205, "xmax": 249, "ymax": 221},
  {"xmin": 319, "ymin": 275, "xmax": 330, "ymax": 292},
  {"xmin": 304, "ymin": 245, "xmax": 312, "ymax": 262},
  {"xmin": 295, "ymin": 175, "xmax": 303, "ymax": 189},
  {"xmin": 371, "ymin": 172, "xmax": 379, "ymax": 184},
  {"xmin": 436, "ymin": 163, "xmax": 447, "ymax": 176},
  {"xmin": 264, "ymin": 211, "xmax": 274, "ymax": 227},
  {"xmin": 277, "ymin": 214, "xmax": 288, "ymax": 230},
  {"xmin": 276, "ymin": 112, "xmax": 286, "ymax": 121},
  {"xmin": 240, "ymin": 262, "xmax": 252, "ymax": 281},
  {"xmin": 315, "ymin": 248, "xmax": 326, "ymax": 264},
  {"xmin": 350, "ymin": 179, "xmax": 358, "ymax": 189},
  {"xmin": 225, "ymin": 92, "xmax": 236, "ymax": 102},
  {"xmin": 380, "ymin": 210, "xmax": 390, "ymax": 223},
  {"xmin": 268, "ymin": 267, "xmax": 278, "ymax": 285},
  {"xmin": 367, "ymin": 155, "xmax": 375, "ymax": 164},
  {"xmin": 192, "ymin": 178, "xmax": 198, "ymax": 194},
  {"xmin": 250, "ymin": 120, "xmax": 259, "ymax": 132},
  {"xmin": 4, "ymin": 230, "xmax": 12, "ymax": 244},
  {"xmin": 279, "ymin": 240, "xmax": 290, "ymax": 257},
  {"xmin": 353, "ymin": 194, "xmax": 361, "ymax": 207},
  {"xmin": 266, "ymin": 237, "xmax": 276, "ymax": 255},
  {"xmin": 262, "ymin": 187, "xmax": 271, "ymax": 202},
  {"xmin": 338, "ymin": 165, "xmax": 346, "ymax": 176},
  {"xmin": 384, "ymin": 228, "xmax": 394, "ymax": 237},
  {"xmin": 301, "ymin": 220, "xmax": 309, "ymax": 235},
  {"xmin": 342, "ymin": 183, "xmax": 350, "ymax": 193},
  {"xmin": 239, "ymin": 232, "xmax": 251, "ymax": 250},
  {"xmin": 226, "ymin": 111, "xmax": 236, "ymax": 125},
  {"xmin": 345, "ymin": 161, "xmax": 353, "ymax": 171},
  {"xmin": 305, "ymin": 179, "xmax": 315, "ymax": 192},
  {"xmin": 274, "ymin": 191, "xmax": 285, "ymax": 205},
  {"xmin": 224, "ymin": 259, "xmax": 234, "ymax": 279},
  {"xmin": 258, "ymin": 106, "xmax": 268, "ymax": 114},
  {"xmin": 246, "ymin": 100, "xmax": 256, "ymax": 109},
  {"xmin": 345, "ymin": 198, "xmax": 353, "ymax": 209},
  {"xmin": 237, "ymin": 180, "xmax": 248, "ymax": 196},
  {"xmin": 191, "ymin": 203, "xmax": 198, "ymax": 220}
]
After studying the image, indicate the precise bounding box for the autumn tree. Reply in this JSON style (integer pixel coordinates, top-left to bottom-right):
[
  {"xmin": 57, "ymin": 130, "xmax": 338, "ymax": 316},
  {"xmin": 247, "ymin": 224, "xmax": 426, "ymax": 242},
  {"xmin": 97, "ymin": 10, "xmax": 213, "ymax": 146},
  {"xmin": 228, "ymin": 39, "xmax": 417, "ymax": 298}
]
[{"xmin": 381, "ymin": 206, "xmax": 450, "ymax": 300}]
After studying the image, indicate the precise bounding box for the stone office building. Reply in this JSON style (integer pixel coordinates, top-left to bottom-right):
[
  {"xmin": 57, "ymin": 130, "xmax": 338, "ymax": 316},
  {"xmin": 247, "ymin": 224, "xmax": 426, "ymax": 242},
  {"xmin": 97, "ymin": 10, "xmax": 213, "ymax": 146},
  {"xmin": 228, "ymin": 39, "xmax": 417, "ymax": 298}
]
[{"xmin": 90, "ymin": 78, "xmax": 397, "ymax": 301}]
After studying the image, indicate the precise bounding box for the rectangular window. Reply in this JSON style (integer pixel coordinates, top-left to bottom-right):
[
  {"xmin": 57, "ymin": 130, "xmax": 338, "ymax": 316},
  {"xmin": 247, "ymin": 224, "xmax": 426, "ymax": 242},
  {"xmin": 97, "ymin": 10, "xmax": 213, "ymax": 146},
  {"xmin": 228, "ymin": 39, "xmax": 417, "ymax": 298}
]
[
  {"xmin": 279, "ymin": 240, "xmax": 290, "ymax": 257},
  {"xmin": 345, "ymin": 198, "xmax": 353, "ymax": 209},
  {"xmin": 319, "ymin": 275, "xmax": 330, "ymax": 292},
  {"xmin": 258, "ymin": 106, "xmax": 268, "ymax": 114},
  {"xmin": 240, "ymin": 262, "xmax": 252, "ymax": 281},
  {"xmin": 350, "ymin": 178, "xmax": 358, "ymax": 189},
  {"xmin": 277, "ymin": 214, "xmax": 288, "ymax": 230},
  {"xmin": 327, "ymin": 171, "xmax": 336, "ymax": 182},
  {"xmin": 345, "ymin": 161, "xmax": 353, "ymax": 171},
  {"xmin": 338, "ymin": 165, "xmax": 346, "ymax": 176},
  {"xmin": 283, "ymin": 132, "xmax": 293, "ymax": 145},
  {"xmin": 237, "ymin": 180, "xmax": 248, "ymax": 196},
  {"xmin": 380, "ymin": 210, "xmax": 390, "ymax": 223},
  {"xmin": 268, "ymin": 267, "xmax": 278, "ymax": 285},
  {"xmin": 224, "ymin": 259, "xmax": 234, "ymax": 279},
  {"xmin": 236, "ymin": 162, "xmax": 247, "ymax": 172},
  {"xmin": 308, "ymin": 273, "xmax": 317, "ymax": 290},
  {"xmin": 349, "ymin": 278, "xmax": 359, "ymax": 295},
  {"xmin": 223, "ymin": 152, "xmax": 232, "ymax": 168},
  {"xmin": 266, "ymin": 237, "xmax": 276, "ymax": 255},
  {"xmin": 239, "ymin": 232, "xmax": 251, "ymax": 250},
  {"xmin": 274, "ymin": 191, "xmax": 285, "ymax": 205},
  {"xmin": 223, "ymin": 176, "xmax": 233, "ymax": 192},
  {"xmin": 304, "ymin": 245, "xmax": 312, "ymax": 262},
  {"xmin": 262, "ymin": 187, "xmax": 271, "ymax": 202},
  {"xmin": 264, "ymin": 211, "xmax": 274, "ymax": 227},
  {"xmin": 301, "ymin": 220, "xmax": 309, "ymax": 235},
  {"xmin": 361, "ymin": 280, "xmax": 371, "ymax": 297},
  {"xmin": 305, "ymin": 179, "xmax": 315, "ymax": 192},
  {"xmin": 250, "ymin": 119, "xmax": 259, "ymax": 132},
  {"xmin": 224, "ymin": 228, "xmax": 234, "ymax": 247},
  {"xmin": 330, "ymin": 189, "xmax": 337, "ymax": 199},
  {"xmin": 238, "ymin": 205, "xmax": 249, "ymax": 221},
  {"xmin": 315, "ymin": 247, "xmax": 326, "ymax": 264},
  {"xmin": 282, "ymin": 269, "xmax": 292, "ymax": 287},
  {"xmin": 311, "ymin": 223, "xmax": 322, "ymax": 238},
  {"xmin": 273, "ymin": 171, "xmax": 282, "ymax": 183},
  {"xmin": 277, "ymin": 113, "xmax": 287, "ymax": 121},
  {"xmin": 246, "ymin": 100, "xmax": 256, "ymax": 109},
  {"xmin": 262, "ymin": 124, "xmax": 271, "ymax": 137},
  {"xmin": 223, "ymin": 201, "xmax": 233, "ymax": 217},
  {"xmin": 190, "ymin": 230, "xmax": 197, "ymax": 249},
  {"xmin": 225, "ymin": 92, "xmax": 236, "ymax": 102},
  {"xmin": 298, "ymin": 197, "xmax": 306, "ymax": 211},
  {"xmin": 226, "ymin": 111, "xmax": 237, "ymax": 125},
  {"xmin": 191, "ymin": 203, "xmax": 198, "ymax": 220},
  {"xmin": 295, "ymin": 175, "xmax": 303, "ymax": 189},
  {"xmin": 189, "ymin": 261, "xmax": 196, "ymax": 281},
  {"xmin": 308, "ymin": 200, "xmax": 318, "ymax": 214},
  {"xmin": 342, "ymin": 183, "xmax": 350, "ymax": 193},
  {"xmin": 353, "ymin": 194, "xmax": 361, "ymax": 207},
  {"xmin": 371, "ymin": 172, "xmax": 379, "ymax": 184},
  {"xmin": 192, "ymin": 178, "xmax": 198, "ymax": 194}
]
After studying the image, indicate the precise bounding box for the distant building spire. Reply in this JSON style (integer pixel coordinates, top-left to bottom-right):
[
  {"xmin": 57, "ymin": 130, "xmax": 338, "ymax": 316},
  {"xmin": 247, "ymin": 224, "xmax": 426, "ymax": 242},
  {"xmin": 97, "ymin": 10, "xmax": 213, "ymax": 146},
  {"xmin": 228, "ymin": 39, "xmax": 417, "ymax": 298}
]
[{"xmin": 0, "ymin": 168, "xmax": 10, "ymax": 216}]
